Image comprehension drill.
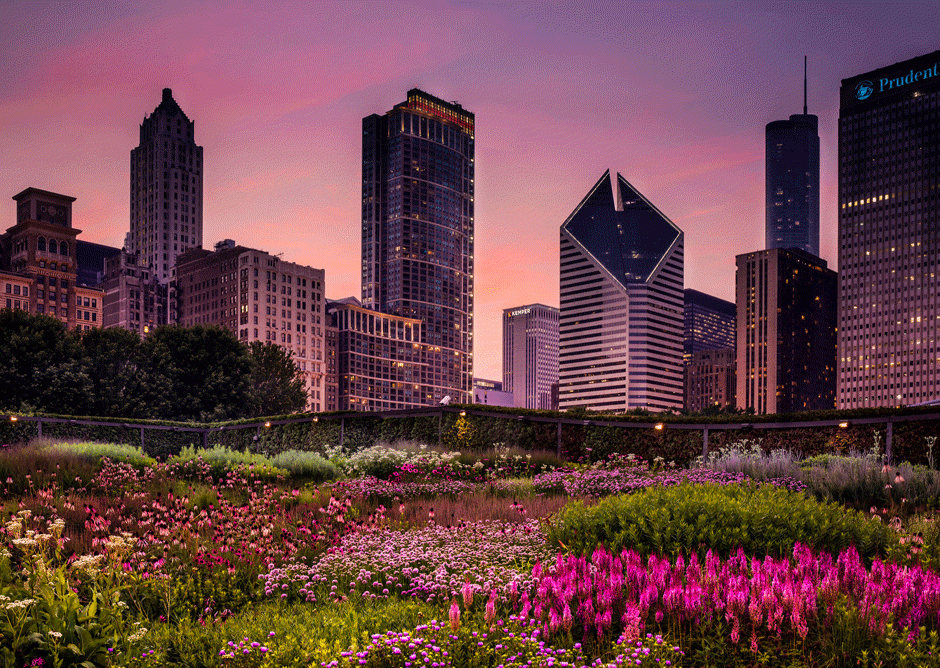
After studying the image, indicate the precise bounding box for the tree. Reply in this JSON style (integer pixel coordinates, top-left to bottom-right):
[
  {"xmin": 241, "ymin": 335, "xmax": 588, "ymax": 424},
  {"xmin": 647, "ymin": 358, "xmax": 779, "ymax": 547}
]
[
  {"xmin": 140, "ymin": 325, "xmax": 252, "ymax": 422},
  {"xmin": 246, "ymin": 341, "xmax": 307, "ymax": 417},
  {"xmin": 0, "ymin": 309, "xmax": 90, "ymax": 414}
]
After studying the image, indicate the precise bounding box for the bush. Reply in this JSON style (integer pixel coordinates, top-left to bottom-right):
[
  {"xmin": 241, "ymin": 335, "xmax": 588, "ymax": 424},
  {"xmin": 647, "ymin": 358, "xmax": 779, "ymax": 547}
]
[
  {"xmin": 168, "ymin": 445, "xmax": 286, "ymax": 480},
  {"xmin": 270, "ymin": 449, "xmax": 339, "ymax": 483},
  {"xmin": 32, "ymin": 438, "xmax": 157, "ymax": 468},
  {"xmin": 547, "ymin": 482, "xmax": 894, "ymax": 562}
]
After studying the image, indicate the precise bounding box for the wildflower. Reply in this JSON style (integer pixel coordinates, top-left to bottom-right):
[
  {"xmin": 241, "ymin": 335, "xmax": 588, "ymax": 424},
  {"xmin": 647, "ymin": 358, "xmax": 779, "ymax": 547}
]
[
  {"xmin": 895, "ymin": 473, "xmax": 905, "ymax": 484},
  {"xmin": 449, "ymin": 599, "xmax": 460, "ymax": 631}
]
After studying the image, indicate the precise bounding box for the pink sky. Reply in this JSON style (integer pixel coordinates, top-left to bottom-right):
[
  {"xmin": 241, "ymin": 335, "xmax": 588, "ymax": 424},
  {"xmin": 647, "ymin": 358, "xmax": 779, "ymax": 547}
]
[{"xmin": 1, "ymin": 1, "xmax": 938, "ymax": 380}]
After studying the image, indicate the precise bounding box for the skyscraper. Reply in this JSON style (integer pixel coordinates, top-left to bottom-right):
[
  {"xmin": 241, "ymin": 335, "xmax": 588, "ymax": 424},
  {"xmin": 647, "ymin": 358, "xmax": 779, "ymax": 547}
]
[
  {"xmin": 839, "ymin": 51, "xmax": 940, "ymax": 408},
  {"xmin": 502, "ymin": 304, "xmax": 559, "ymax": 410},
  {"xmin": 766, "ymin": 59, "xmax": 820, "ymax": 256},
  {"xmin": 559, "ymin": 171, "xmax": 684, "ymax": 412},
  {"xmin": 362, "ymin": 89, "xmax": 475, "ymax": 405},
  {"xmin": 683, "ymin": 289, "xmax": 736, "ymax": 411},
  {"xmin": 736, "ymin": 248, "xmax": 837, "ymax": 414},
  {"xmin": 129, "ymin": 88, "xmax": 203, "ymax": 284}
]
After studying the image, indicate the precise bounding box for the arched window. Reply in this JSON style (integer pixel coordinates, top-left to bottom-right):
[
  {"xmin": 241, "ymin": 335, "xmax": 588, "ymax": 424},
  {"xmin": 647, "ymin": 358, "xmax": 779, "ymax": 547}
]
[
  {"xmin": 59, "ymin": 241, "xmax": 68, "ymax": 256},
  {"xmin": 37, "ymin": 237, "xmax": 46, "ymax": 252}
]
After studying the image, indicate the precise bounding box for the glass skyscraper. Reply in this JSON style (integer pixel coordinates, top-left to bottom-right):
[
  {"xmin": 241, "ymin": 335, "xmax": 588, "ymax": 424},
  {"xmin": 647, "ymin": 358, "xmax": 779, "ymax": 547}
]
[
  {"xmin": 559, "ymin": 171, "xmax": 684, "ymax": 412},
  {"xmin": 503, "ymin": 304, "xmax": 559, "ymax": 410},
  {"xmin": 129, "ymin": 89, "xmax": 203, "ymax": 284},
  {"xmin": 838, "ymin": 50, "xmax": 940, "ymax": 408},
  {"xmin": 362, "ymin": 89, "xmax": 475, "ymax": 405}
]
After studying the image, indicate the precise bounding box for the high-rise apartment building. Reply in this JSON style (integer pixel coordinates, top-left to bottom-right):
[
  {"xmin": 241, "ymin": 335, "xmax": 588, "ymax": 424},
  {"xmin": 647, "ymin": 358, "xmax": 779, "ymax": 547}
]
[
  {"xmin": 326, "ymin": 297, "xmax": 428, "ymax": 411},
  {"xmin": 129, "ymin": 88, "xmax": 203, "ymax": 284},
  {"xmin": 559, "ymin": 171, "xmax": 684, "ymax": 413},
  {"xmin": 736, "ymin": 248, "xmax": 837, "ymax": 414},
  {"xmin": 683, "ymin": 289, "xmax": 736, "ymax": 411},
  {"xmin": 176, "ymin": 241, "xmax": 326, "ymax": 411},
  {"xmin": 362, "ymin": 89, "xmax": 475, "ymax": 405},
  {"xmin": 1, "ymin": 188, "xmax": 103, "ymax": 331},
  {"xmin": 766, "ymin": 61, "xmax": 820, "ymax": 256},
  {"xmin": 839, "ymin": 51, "xmax": 940, "ymax": 408},
  {"xmin": 502, "ymin": 304, "xmax": 559, "ymax": 410},
  {"xmin": 100, "ymin": 250, "xmax": 168, "ymax": 335},
  {"xmin": 683, "ymin": 289, "xmax": 736, "ymax": 361}
]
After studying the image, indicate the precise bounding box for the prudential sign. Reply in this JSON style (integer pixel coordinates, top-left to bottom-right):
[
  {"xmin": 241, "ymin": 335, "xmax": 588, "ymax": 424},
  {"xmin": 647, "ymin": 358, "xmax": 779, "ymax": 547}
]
[{"xmin": 856, "ymin": 63, "xmax": 939, "ymax": 101}]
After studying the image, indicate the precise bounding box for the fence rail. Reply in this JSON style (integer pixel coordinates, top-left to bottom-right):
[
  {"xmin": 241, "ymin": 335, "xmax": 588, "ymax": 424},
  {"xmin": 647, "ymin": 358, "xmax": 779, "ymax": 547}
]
[{"xmin": 7, "ymin": 407, "xmax": 940, "ymax": 464}]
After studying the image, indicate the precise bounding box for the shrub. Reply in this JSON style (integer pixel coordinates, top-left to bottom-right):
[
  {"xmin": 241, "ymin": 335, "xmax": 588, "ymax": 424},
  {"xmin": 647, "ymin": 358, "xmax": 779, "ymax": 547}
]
[
  {"xmin": 271, "ymin": 449, "xmax": 339, "ymax": 483},
  {"xmin": 32, "ymin": 438, "xmax": 157, "ymax": 468},
  {"xmin": 337, "ymin": 442, "xmax": 459, "ymax": 480},
  {"xmin": 547, "ymin": 482, "xmax": 894, "ymax": 562},
  {"xmin": 168, "ymin": 445, "xmax": 286, "ymax": 480}
]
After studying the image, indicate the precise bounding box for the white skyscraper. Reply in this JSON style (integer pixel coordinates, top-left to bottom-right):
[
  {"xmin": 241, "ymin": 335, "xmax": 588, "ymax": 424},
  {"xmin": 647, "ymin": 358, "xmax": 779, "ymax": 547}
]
[
  {"xmin": 559, "ymin": 171, "xmax": 684, "ymax": 412},
  {"xmin": 129, "ymin": 88, "xmax": 203, "ymax": 284}
]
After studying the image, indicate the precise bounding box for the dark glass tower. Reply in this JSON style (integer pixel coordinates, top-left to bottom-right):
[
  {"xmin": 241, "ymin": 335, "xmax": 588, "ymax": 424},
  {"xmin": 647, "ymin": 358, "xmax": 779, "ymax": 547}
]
[
  {"xmin": 766, "ymin": 61, "xmax": 820, "ymax": 256},
  {"xmin": 838, "ymin": 51, "xmax": 940, "ymax": 408},
  {"xmin": 559, "ymin": 171, "xmax": 684, "ymax": 412},
  {"xmin": 362, "ymin": 90, "xmax": 475, "ymax": 405}
]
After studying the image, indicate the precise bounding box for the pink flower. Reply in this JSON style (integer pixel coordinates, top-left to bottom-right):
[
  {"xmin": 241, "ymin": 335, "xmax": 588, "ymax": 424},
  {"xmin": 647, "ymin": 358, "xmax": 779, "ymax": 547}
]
[{"xmin": 449, "ymin": 600, "xmax": 460, "ymax": 631}]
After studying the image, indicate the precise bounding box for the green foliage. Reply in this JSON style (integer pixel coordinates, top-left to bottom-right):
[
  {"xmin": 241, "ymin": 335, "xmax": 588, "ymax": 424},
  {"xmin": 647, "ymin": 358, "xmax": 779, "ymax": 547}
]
[
  {"xmin": 547, "ymin": 482, "xmax": 894, "ymax": 561},
  {"xmin": 443, "ymin": 415, "xmax": 476, "ymax": 450},
  {"xmin": 33, "ymin": 439, "xmax": 156, "ymax": 468},
  {"xmin": 335, "ymin": 442, "xmax": 458, "ymax": 480},
  {"xmin": 270, "ymin": 449, "xmax": 339, "ymax": 483},
  {"xmin": 168, "ymin": 445, "xmax": 286, "ymax": 480},
  {"xmin": 246, "ymin": 341, "xmax": 308, "ymax": 418}
]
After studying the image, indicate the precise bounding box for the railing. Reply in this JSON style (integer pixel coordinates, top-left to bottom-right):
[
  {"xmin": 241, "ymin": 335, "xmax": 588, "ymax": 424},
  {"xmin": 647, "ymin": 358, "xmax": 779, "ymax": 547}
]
[{"xmin": 6, "ymin": 407, "xmax": 940, "ymax": 464}]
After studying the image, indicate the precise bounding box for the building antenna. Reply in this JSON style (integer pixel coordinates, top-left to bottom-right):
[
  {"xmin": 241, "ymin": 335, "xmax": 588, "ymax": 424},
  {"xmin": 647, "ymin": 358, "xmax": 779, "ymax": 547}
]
[{"xmin": 803, "ymin": 55, "xmax": 808, "ymax": 115}]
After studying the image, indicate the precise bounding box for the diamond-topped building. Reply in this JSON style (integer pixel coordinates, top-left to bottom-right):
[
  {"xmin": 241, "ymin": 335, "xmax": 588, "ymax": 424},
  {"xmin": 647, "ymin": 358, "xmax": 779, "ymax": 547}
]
[{"xmin": 559, "ymin": 171, "xmax": 684, "ymax": 412}]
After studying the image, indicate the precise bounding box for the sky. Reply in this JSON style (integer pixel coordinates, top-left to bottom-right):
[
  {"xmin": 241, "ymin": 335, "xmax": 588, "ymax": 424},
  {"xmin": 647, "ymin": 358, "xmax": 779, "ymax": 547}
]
[{"xmin": 1, "ymin": 0, "xmax": 938, "ymax": 380}]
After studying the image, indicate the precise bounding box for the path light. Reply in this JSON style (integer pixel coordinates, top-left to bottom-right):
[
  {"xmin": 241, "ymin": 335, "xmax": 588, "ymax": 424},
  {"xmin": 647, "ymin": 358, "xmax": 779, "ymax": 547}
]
[
  {"xmin": 8, "ymin": 416, "xmax": 16, "ymax": 422},
  {"xmin": 264, "ymin": 421, "xmax": 271, "ymax": 428},
  {"xmin": 839, "ymin": 421, "xmax": 849, "ymax": 429},
  {"xmin": 654, "ymin": 423, "xmax": 665, "ymax": 431},
  {"xmin": 459, "ymin": 410, "xmax": 466, "ymax": 417},
  {"xmin": 312, "ymin": 416, "xmax": 319, "ymax": 422}
]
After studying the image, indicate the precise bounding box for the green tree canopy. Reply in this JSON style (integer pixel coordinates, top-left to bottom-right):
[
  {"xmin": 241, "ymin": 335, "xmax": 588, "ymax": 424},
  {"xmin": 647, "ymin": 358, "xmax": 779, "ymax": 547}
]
[{"xmin": 247, "ymin": 341, "xmax": 308, "ymax": 417}]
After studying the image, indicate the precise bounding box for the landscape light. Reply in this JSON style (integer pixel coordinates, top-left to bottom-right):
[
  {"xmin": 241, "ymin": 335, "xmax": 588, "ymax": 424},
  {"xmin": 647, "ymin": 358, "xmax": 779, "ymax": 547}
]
[
  {"xmin": 312, "ymin": 416, "xmax": 319, "ymax": 422},
  {"xmin": 839, "ymin": 421, "xmax": 849, "ymax": 429},
  {"xmin": 9, "ymin": 416, "xmax": 16, "ymax": 422},
  {"xmin": 654, "ymin": 423, "xmax": 664, "ymax": 431},
  {"xmin": 459, "ymin": 410, "xmax": 466, "ymax": 417},
  {"xmin": 264, "ymin": 421, "xmax": 271, "ymax": 428}
]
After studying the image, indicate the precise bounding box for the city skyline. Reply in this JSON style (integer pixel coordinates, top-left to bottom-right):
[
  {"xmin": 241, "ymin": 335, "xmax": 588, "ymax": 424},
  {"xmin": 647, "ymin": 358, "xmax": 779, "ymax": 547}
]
[{"xmin": 1, "ymin": 1, "xmax": 938, "ymax": 380}]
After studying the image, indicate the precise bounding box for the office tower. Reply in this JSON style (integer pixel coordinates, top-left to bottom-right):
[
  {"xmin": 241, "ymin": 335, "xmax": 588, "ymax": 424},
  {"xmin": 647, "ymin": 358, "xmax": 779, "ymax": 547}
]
[
  {"xmin": 502, "ymin": 304, "xmax": 559, "ymax": 409},
  {"xmin": 100, "ymin": 250, "xmax": 168, "ymax": 335},
  {"xmin": 326, "ymin": 297, "xmax": 428, "ymax": 411},
  {"xmin": 766, "ymin": 59, "xmax": 820, "ymax": 256},
  {"xmin": 362, "ymin": 89, "xmax": 475, "ymax": 405},
  {"xmin": 685, "ymin": 348, "xmax": 736, "ymax": 413},
  {"xmin": 559, "ymin": 171, "xmax": 684, "ymax": 412},
  {"xmin": 1, "ymin": 188, "xmax": 103, "ymax": 331},
  {"xmin": 839, "ymin": 51, "xmax": 940, "ymax": 408},
  {"xmin": 736, "ymin": 248, "xmax": 837, "ymax": 414},
  {"xmin": 683, "ymin": 289, "xmax": 735, "ymax": 361},
  {"xmin": 683, "ymin": 289, "xmax": 736, "ymax": 411},
  {"xmin": 175, "ymin": 241, "xmax": 326, "ymax": 411},
  {"xmin": 129, "ymin": 88, "xmax": 203, "ymax": 284}
]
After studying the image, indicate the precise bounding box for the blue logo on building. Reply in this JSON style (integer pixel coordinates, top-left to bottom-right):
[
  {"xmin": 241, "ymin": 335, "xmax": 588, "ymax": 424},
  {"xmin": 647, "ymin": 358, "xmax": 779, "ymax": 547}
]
[{"xmin": 855, "ymin": 80, "xmax": 874, "ymax": 100}]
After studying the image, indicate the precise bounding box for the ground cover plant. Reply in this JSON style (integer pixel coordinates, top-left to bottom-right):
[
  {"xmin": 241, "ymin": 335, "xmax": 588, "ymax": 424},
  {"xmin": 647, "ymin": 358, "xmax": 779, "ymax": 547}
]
[{"xmin": 1, "ymin": 437, "xmax": 940, "ymax": 667}]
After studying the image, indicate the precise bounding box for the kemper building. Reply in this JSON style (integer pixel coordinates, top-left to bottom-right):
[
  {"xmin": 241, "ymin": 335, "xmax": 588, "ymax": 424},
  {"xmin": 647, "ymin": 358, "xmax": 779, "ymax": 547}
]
[
  {"xmin": 559, "ymin": 171, "xmax": 684, "ymax": 412},
  {"xmin": 839, "ymin": 50, "xmax": 940, "ymax": 407}
]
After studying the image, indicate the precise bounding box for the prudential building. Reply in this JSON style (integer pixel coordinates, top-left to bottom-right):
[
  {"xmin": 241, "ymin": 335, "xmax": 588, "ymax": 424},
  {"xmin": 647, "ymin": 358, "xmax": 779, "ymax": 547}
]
[{"xmin": 839, "ymin": 50, "xmax": 940, "ymax": 408}]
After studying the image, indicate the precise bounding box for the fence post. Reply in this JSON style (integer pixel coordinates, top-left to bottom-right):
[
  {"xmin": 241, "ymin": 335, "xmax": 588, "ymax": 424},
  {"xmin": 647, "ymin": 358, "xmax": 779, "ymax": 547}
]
[
  {"xmin": 340, "ymin": 417, "xmax": 345, "ymax": 449},
  {"xmin": 556, "ymin": 421, "xmax": 562, "ymax": 458},
  {"xmin": 203, "ymin": 428, "xmax": 209, "ymax": 450},
  {"xmin": 886, "ymin": 420, "xmax": 894, "ymax": 464},
  {"xmin": 702, "ymin": 426, "xmax": 709, "ymax": 461},
  {"xmin": 140, "ymin": 427, "xmax": 145, "ymax": 451}
]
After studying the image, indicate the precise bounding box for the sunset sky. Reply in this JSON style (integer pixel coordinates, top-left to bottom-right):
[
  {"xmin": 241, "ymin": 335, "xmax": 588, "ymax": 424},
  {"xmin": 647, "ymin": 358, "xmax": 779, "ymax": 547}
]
[{"xmin": 1, "ymin": 1, "xmax": 938, "ymax": 379}]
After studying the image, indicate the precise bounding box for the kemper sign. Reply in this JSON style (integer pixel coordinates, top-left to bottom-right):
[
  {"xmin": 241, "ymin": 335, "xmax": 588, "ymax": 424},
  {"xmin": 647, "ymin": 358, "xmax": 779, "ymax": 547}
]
[
  {"xmin": 856, "ymin": 62, "xmax": 940, "ymax": 100},
  {"xmin": 509, "ymin": 308, "xmax": 531, "ymax": 317}
]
